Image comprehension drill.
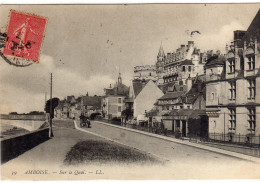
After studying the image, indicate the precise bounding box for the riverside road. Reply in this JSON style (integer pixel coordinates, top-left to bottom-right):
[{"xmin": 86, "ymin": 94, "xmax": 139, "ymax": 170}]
[
  {"xmin": 2, "ymin": 119, "xmax": 260, "ymax": 180},
  {"xmin": 78, "ymin": 120, "xmax": 246, "ymax": 163}
]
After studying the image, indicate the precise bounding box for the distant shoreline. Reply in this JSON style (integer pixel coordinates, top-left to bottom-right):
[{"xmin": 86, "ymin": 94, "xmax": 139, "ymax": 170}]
[{"xmin": 0, "ymin": 114, "xmax": 46, "ymax": 121}]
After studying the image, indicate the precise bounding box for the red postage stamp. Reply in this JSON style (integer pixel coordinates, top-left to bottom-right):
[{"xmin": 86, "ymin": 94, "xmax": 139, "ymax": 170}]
[{"xmin": 3, "ymin": 11, "xmax": 47, "ymax": 62}]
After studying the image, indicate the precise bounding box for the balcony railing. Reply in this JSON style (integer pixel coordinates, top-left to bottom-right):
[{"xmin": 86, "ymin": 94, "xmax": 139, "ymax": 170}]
[
  {"xmin": 248, "ymin": 128, "xmax": 255, "ymax": 132},
  {"xmin": 228, "ymin": 127, "xmax": 236, "ymax": 131}
]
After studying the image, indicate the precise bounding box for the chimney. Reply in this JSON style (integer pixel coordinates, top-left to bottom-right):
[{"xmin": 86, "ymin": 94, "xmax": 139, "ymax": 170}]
[
  {"xmin": 226, "ymin": 44, "xmax": 229, "ymax": 54},
  {"xmin": 234, "ymin": 30, "xmax": 246, "ymax": 41},
  {"xmin": 188, "ymin": 41, "xmax": 194, "ymax": 48},
  {"xmin": 235, "ymin": 41, "xmax": 238, "ymax": 55}
]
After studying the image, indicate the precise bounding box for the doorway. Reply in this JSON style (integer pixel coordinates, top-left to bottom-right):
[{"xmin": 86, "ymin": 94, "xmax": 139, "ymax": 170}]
[{"xmin": 182, "ymin": 120, "xmax": 187, "ymax": 137}]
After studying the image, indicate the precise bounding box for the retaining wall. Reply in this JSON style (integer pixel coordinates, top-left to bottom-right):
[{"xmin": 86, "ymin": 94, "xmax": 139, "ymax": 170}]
[{"xmin": 1, "ymin": 128, "xmax": 50, "ymax": 164}]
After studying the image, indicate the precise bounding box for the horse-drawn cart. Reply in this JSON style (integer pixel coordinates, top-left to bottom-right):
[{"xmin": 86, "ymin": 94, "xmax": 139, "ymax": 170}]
[{"xmin": 80, "ymin": 115, "xmax": 91, "ymax": 128}]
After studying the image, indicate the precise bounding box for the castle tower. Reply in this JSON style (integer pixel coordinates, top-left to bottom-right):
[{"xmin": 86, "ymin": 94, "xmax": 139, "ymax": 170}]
[
  {"xmin": 156, "ymin": 43, "xmax": 166, "ymax": 85},
  {"xmin": 156, "ymin": 44, "xmax": 165, "ymax": 73},
  {"xmin": 157, "ymin": 44, "xmax": 165, "ymax": 63}
]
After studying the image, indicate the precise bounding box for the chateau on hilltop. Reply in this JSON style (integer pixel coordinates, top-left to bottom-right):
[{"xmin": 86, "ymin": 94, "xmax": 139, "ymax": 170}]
[
  {"xmin": 133, "ymin": 44, "xmax": 166, "ymax": 85},
  {"xmin": 134, "ymin": 41, "xmax": 212, "ymax": 91}
]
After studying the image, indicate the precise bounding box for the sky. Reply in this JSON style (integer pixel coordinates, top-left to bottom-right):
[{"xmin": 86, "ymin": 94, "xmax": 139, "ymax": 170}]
[{"xmin": 0, "ymin": 4, "xmax": 260, "ymax": 114}]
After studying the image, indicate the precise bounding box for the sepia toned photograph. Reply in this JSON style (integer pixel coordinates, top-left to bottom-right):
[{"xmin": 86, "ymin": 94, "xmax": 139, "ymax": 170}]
[{"xmin": 0, "ymin": 3, "xmax": 260, "ymax": 180}]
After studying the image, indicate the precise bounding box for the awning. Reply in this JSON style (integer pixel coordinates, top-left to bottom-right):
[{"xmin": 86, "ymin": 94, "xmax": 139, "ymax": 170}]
[{"xmin": 162, "ymin": 109, "xmax": 206, "ymax": 120}]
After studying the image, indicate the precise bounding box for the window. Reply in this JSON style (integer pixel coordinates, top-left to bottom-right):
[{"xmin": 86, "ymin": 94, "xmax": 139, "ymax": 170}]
[
  {"xmin": 248, "ymin": 79, "xmax": 256, "ymax": 100},
  {"xmin": 229, "ymin": 81, "xmax": 236, "ymax": 101},
  {"xmin": 188, "ymin": 66, "xmax": 192, "ymax": 72},
  {"xmin": 187, "ymin": 106, "xmax": 190, "ymax": 109},
  {"xmin": 229, "ymin": 108, "xmax": 236, "ymax": 130},
  {"xmin": 118, "ymin": 98, "xmax": 122, "ymax": 103},
  {"xmin": 248, "ymin": 108, "xmax": 256, "ymax": 131},
  {"xmin": 180, "ymin": 106, "xmax": 183, "ymax": 109},
  {"xmin": 118, "ymin": 106, "xmax": 122, "ymax": 112},
  {"xmin": 149, "ymin": 72, "xmax": 152, "ymax": 76},
  {"xmin": 166, "ymin": 106, "xmax": 169, "ymax": 110},
  {"xmin": 211, "ymin": 93, "xmax": 215, "ymax": 100},
  {"xmin": 247, "ymin": 55, "xmax": 255, "ymax": 70},
  {"xmin": 182, "ymin": 66, "xmax": 186, "ymax": 72},
  {"xmin": 228, "ymin": 59, "xmax": 235, "ymax": 73}
]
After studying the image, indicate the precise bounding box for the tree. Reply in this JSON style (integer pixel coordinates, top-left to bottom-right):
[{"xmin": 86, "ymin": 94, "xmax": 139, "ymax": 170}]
[
  {"xmin": 28, "ymin": 111, "xmax": 45, "ymax": 115},
  {"xmin": 9, "ymin": 112, "xmax": 18, "ymax": 115},
  {"xmin": 45, "ymin": 98, "xmax": 60, "ymax": 119},
  {"xmin": 121, "ymin": 109, "xmax": 133, "ymax": 121}
]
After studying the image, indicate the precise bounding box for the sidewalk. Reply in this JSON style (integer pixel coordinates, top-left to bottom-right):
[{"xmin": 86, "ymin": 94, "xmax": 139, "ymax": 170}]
[
  {"xmin": 98, "ymin": 120, "xmax": 260, "ymax": 158},
  {"xmin": 94, "ymin": 120, "xmax": 260, "ymax": 163},
  {"xmin": 1, "ymin": 122, "xmax": 107, "ymax": 180}
]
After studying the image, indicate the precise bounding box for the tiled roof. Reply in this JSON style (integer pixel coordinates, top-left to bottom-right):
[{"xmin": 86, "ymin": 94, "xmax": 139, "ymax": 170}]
[
  {"xmin": 177, "ymin": 109, "xmax": 206, "ymax": 119},
  {"xmin": 159, "ymin": 91, "xmax": 184, "ymax": 100},
  {"xmin": 67, "ymin": 96, "xmax": 75, "ymax": 104},
  {"xmin": 162, "ymin": 109, "xmax": 178, "ymax": 116},
  {"xmin": 82, "ymin": 96, "xmax": 101, "ymax": 108},
  {"xmin": 173, "ymin": 84, "xmax": 187, "ymax": 92},
  {"xmin": 132, "ymin": 80, "xmax": 148, "ymax": 97},
  {"xmin": 160, "ymin": 82, "xmax": 175, "ymax": 93},
  {"xmin": 179, "ymin": 59, "xmax": 194, "ymax": 66},
  {"xmin": 115, "ymin": 83, "xmax": 129, "ymax": 96},
  {"xmin": 105, "ymin": 82, "xmax": 130, "ymax": 96},
  {"xmin": 160, "ymin": 82, "xmax": 188, "ymax": 94},
  {"xmin": 105, "ymin": 88, "xmax": 115, "ymax": 95},
  {"xmin": 205, "ymin": 55, "xmax": 226, "ymax": 68},
  {"xmin": 237, "ymin": 9, "xmax": 260, "ymax": 48}
]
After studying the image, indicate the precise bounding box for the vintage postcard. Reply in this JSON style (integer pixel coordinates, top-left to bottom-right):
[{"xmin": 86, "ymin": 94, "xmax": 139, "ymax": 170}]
[{"xmin": 0, "ymin": 4, "xmax": 260, "ymax": 181}]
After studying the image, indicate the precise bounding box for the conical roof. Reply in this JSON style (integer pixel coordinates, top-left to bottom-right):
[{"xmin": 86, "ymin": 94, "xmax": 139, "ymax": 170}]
[{"xmin": 158, "ymin": 44, "xmax": 165, "ymax": 57}]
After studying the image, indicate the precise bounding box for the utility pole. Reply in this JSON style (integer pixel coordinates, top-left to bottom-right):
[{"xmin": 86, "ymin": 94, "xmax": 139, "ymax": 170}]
[
  {"xmin": 49, "ymin": 73, "xmax": 54, "ymax": 137},
  {"xmin": 44, "ymin": 92, "xmax": 47, "ymax": 113}
]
